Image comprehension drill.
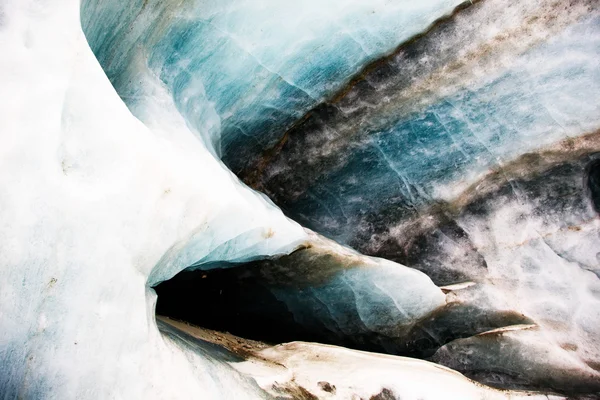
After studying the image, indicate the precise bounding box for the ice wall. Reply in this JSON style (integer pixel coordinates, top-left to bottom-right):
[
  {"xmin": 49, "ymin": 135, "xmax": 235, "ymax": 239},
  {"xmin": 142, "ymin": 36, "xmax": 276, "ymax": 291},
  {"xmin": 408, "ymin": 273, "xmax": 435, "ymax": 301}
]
[
  {"xmin": 0, "ymin": 0, "xmax": 307, "ymax": 397},
  {"xmin": 155, "ymin": 231, "xmax": 449, "ymax": 354},
  {"xmin": 0, "ymin": 0, "xmax": 525, "ymax": 398},
  {"xmin": 80, "ymin": 0, "xmax": 466, "ymax": 171},
  {"xmin": 3, "ymin": 0, "xmax": 599, "ymax": 397},
  {"xmin": 234, "ymin": 0, "xmax": 600, "ymax": 393},
  {"xmin": 247, "ymin": 0, "xmax": 600, "ymax": 246}
]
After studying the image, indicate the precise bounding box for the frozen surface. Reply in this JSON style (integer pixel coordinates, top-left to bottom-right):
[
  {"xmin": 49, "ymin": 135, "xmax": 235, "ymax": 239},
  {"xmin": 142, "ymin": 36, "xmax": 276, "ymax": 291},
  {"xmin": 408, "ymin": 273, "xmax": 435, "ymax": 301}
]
[
  {"xmin": 159, "ymin": 317, "xmax": 561, "ymax": 400},
  {"xmin": 249, "ymin": 0, "xmax": 600, "ymax": 246},
  {"xmin": 80, "ymin": 0, "xmax": 465, "ymax": 171},
  {"xmin": 2, "ymin": 0, "xmax": 600, "ymax": 398},
  {"xmin": 238, "ymin": 341, "xmax": 559, "ymax": 400},
  {"xmin": 221, "ymin": 0, "xmax": 600, "ymax": 392},
  {"xmin": 155, "ymin": 231, "xmax": 447, "ymax": 353},
  {"xmin": 0, "ymin": 0, "xmax": 510, "ymax": 399},
  {"xmin": 0, "ymin": 0, "xmax": 306, "ymax": 397}
]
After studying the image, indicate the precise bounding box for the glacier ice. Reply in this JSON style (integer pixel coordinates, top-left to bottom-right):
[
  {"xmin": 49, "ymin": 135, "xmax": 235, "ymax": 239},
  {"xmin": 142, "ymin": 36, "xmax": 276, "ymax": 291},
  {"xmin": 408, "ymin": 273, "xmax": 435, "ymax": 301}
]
[
  {"xmin": 155, "ymin": 230, "xmax": 448, "ymax": 352},
  {"xmin": 80, "ymin": 0, "xmax": 467, "ymax": 170},
  {"xmin": 0, "ymin": 0, "xmax": 307, "ymax": 397},
  {"xmin": 225, "ymin": 0, "xmax": 600, "ymax": 394},
  {"xmin": 1, "ymin": 0, "xmax": 600, "ymax": 398}
]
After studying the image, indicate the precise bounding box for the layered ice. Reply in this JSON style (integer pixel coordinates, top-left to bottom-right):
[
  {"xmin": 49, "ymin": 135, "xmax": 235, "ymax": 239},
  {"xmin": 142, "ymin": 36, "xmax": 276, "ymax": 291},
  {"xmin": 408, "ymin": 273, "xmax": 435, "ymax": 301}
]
[
  {"xmin": 221, "ymin": 0, "xmax": 600, "ymax": 394},
  {"xmin": 247, "ymin": 0, "xmax": 600, "ymax": 246},
  {"xmin": 3, "ymin": 0, "xmax": 600, "ymax": 398},
  {"xmin": 80, "ymin": 0, "xmax": 466, "ymax": 171},
  {"xmin": 0, "ymin": 0, "xmax": 307, "ymax": 397},
  {"xmin": 155, "ymin": 231, "xmax": 447, "ymax": 353}
]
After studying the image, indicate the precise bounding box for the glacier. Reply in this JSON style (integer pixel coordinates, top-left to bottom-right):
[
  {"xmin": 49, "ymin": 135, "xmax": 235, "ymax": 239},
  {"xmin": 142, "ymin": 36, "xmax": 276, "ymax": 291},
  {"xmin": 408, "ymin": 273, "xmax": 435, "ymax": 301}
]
[
  {"xmin": 0, "ymin": 0, "xmax": 599, "ymax": 398},
  {"xmin": 79, "ymin": 0, "xmax": 467, "ymax": 168}
]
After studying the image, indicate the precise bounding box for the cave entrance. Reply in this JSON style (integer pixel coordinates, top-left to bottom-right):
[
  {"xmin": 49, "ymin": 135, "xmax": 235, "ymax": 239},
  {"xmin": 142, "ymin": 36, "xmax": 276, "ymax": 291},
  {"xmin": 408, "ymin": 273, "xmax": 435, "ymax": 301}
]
[
  {"xmin": 152, "ymin": 260, "xmax": 528, "ymax": 358},
  {"xmin": 153, "ymin": 265, "xmax": 321, "ymax": 346}
]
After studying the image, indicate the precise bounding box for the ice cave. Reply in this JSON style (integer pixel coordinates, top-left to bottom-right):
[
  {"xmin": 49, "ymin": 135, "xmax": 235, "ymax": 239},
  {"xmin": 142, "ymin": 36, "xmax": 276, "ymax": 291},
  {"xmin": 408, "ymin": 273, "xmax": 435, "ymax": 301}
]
[{"xmin": 1, "ymin": 0, "xmax": 600, "ymax": 398}]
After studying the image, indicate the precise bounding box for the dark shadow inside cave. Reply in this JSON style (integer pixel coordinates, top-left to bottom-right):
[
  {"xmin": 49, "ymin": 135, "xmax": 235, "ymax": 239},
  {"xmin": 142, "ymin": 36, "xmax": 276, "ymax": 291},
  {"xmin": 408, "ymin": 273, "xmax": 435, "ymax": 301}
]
[
  {"xmin": 153, "ymin": 265, "xmax": 322, "ymax": 346},
  {"xmin": 587, "ymin": 158, "xmax": 600, "ymax": 213},
  {"xmin": 153, "ymin": 262, "xmax": 535, "ymax": 360}
]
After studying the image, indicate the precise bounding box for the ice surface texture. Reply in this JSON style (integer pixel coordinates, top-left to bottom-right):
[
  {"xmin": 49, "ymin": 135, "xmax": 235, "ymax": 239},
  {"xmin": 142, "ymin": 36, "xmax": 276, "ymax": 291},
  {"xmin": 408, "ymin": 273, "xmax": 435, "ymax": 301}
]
[
  {"xmin": 233, "ymin": 0, "xmax": 600, "ymax": 394},
  {"xmin": 80, "ymin": 0, "xmax": 466, "ymax": 168},
  {"xmin": 1, "ymin": 0, "xmax": 599, "ymax": 398},
  {"xmin": 0, "ymin": 0, "xmax": 306, "ymax": 397}
]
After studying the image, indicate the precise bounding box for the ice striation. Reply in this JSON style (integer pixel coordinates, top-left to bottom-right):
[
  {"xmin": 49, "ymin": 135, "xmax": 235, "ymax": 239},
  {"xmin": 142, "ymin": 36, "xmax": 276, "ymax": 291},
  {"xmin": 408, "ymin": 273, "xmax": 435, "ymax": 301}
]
[
  {"xmin": 80, "ymin": 0, "xmax": 466, "ymax": 167},
  {"xmin": 235, "ymin": 0, "xmax": 600, "ymax": 395},
  {"xmin": 1, "ymin": 0, "xmax": 600, "ymax": 399},
  {"xmin": 0, "ymin": 0, "xmax": 312, "ymax": 398}
]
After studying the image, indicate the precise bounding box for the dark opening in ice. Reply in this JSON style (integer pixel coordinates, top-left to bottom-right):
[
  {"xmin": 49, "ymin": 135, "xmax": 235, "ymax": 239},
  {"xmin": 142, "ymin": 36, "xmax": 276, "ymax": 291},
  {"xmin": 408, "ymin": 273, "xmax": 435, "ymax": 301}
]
[{"xmin": 587, "ymin": 159, "xmax": 600, "ymax": 213}]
